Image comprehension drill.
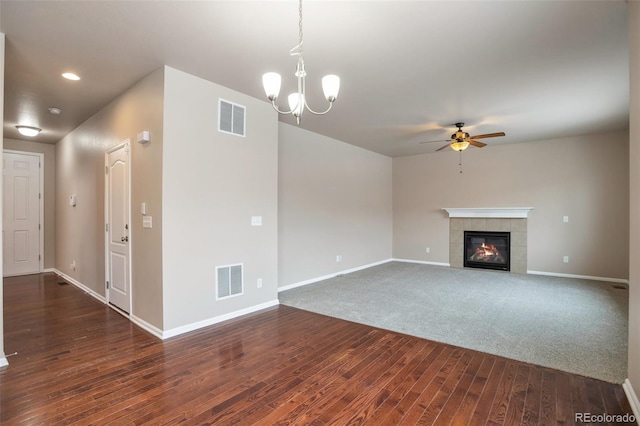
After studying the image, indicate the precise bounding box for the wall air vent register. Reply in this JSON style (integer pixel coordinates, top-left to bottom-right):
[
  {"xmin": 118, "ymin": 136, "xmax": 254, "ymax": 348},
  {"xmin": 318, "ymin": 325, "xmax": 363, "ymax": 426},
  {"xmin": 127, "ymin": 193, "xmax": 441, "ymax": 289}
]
[
  {"xmin": 216, "ymin": 264, "xmax": 243, "ymax": 299},
  {"xmin": 218, "ymin": 99, "xmax": 246, "ymax": 137}
]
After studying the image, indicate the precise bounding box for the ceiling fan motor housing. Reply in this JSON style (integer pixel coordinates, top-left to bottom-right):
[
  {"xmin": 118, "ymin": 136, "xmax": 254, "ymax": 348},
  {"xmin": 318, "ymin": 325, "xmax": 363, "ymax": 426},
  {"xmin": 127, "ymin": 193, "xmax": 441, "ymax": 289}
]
[{"xmin": 452, "ymin": 130, "xmax": 470, "ymax": 142}]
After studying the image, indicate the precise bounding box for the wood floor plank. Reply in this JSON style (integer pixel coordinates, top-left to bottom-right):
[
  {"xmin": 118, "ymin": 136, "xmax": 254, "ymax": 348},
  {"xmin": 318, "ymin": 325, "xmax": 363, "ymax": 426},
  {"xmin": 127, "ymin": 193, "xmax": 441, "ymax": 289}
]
[
  {"xmin": 376, "ymin": 345, "xmax": 454, "ymax": 425},
  {"xmin": 521, "ymin": 366, "xmax": 543, "ymax": 426},
  {"xmin": 360, "ymin": 343, "xmax": 443, "ymax": 424},
  {"xmin": 396, "ymin": 348, "xmax": 464, "ymax": 425},
  {"xmin": 326, "ymin": 340, "xmax": 434, "ymax": 425},
  {"xmin": 540, "ymin": 369, "xmax": 558, "ymax": 424},
  {"xmin": 469, "ymin": 358, "xmax": 507, "ymax": 425},
  {"xmin": 486, "ymin": 360, "xmax": 518, "ymax": 425},
  {"xmin": 255, "ymin": 331, "xmax": 390, "ymax": 425},
  {"xmin": 570, "ymin": 374, "xmax": 589, "ymax": 418},
  {"xmin": 425, "ymin": 351, "xmax": 485, "ymax": 425},
  {"xmin": 502, "ymin": 364, "xmax": 530, "ymax": 426},
  {"xmin": 448, "ymin": 356, "xmax": 495, "ymax": 426},
  {"xmin": 555, "ymin": 370, "xmax": 574, "ymax": 425},
  {"xmin": 287, "ymin": 334, "xmax": 409, "ymax": 425},
  {"xmin": 0, "ymin": 273, "xmax": 634, "ymax": 425}
]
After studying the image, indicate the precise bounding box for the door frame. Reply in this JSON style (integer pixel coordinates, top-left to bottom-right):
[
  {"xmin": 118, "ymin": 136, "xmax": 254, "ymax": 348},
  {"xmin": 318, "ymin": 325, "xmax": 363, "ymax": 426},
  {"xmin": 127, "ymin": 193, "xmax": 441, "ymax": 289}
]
[
  {"xmin": 104, "ymin": 141, "xmax": 132, "ymax": 316},
  {"xmin": 2, "ymin": 149, "xmax": 44, "ymax": 276}
]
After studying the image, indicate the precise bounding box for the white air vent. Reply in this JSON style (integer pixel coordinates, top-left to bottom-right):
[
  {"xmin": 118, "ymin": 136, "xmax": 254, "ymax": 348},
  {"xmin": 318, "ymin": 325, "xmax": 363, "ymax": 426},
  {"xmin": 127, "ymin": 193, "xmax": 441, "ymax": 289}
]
[
  {"xmin": 216, "ymin": 264, "xmax": 243, "ymax": 299},
  {"xmin": 218, "ymin": 99, "xmax": 246, "ymax": 137}
]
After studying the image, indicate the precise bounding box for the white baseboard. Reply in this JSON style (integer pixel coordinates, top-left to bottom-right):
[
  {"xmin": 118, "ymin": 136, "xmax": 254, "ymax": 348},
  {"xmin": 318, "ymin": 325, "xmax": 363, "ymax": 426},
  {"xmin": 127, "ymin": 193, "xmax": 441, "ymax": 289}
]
[
  {"xmin": 527, "ymin": 270, "xmax": 629, "ymax": 284},
  {"xmin": 0, "ymin": 356, "xmax": 8, "ymax": 368},
  {"xmin": 623, "ymin": 379, "xmax": 640, "ymax": 424},
  {"xmin": 392, "ymin": 258, "xmax": 451, "ymax": 267},
  {"xmin": 161, "ymin": 299, "xmax": 280, "ymax": 339},
  {"xmin": 52, "ymin": 268, "xmax": 107, "ymax": 304},
  {"xmin": 130, "ymin": 314, "xmax": 164, "ymax": 339},
  {"xmin": 51, "ymin": 269, "xmax": 279, "ymax": 341},
  {"xmin": 392, "ymin": 261, "xmax": 630, "ymax": 284},
  {"xmin": 42, "ymin": 268, "xmax": 56, "ymax": 273},
  {"xmin": 278, "ymin": 259, "xmax": 394, "ymax": 292}
]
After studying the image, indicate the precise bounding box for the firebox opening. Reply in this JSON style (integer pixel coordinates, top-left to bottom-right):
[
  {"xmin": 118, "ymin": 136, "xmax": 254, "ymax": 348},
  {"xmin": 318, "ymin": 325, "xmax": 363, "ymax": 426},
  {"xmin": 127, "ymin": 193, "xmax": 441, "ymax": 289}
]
[{"xmin": 464, "ymin": 231, "xmax": 511, "ymax": 271}]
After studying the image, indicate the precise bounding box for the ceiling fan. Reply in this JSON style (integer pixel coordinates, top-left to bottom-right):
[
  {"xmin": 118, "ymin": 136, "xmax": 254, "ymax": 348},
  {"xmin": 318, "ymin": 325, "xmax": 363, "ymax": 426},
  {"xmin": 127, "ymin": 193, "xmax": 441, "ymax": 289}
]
[{"xmin": 420, "ymin": 122, "xmax": 506, "ymax": 152}]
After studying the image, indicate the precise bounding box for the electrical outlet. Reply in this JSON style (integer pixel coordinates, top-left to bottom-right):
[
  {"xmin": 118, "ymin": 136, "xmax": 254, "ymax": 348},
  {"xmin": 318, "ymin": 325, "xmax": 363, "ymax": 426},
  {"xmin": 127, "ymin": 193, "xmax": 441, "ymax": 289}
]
[
  {"xmin": 257, "ymin": 278, "xmax": 263, "ymax": 289},
  {"xmin": 563, "ymin": 215, "xmax": 569, "ymax": 223},
  {"xmin": 426, "ymin": 247, "xmax": 430, "ymax": 253},
  {"xmin": 336, "ymin": 255, "xmax": 342, "ymax": 262},
  {"xmin": 563, "ymin": 256, "xmax": 569, "ymax": 263},
  {"xmin": 71, "ymin": 260, "xmax": 76, "ymax": 271}
]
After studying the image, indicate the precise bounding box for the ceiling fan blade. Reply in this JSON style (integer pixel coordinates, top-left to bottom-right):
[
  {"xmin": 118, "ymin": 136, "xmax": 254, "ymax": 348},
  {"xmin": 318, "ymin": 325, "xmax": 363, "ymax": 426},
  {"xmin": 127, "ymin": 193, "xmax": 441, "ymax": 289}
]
[
  {"xmin": 469, "ymin": 139, "xmax": 487, "ymax": 148},
  {"xmin": 469, "ymin": 132, "xmax": 505, "ymax": 140},
  {"xmin": 435, "ymin": 143, "xmax": 451, "ymax": 152},
  {"xmin": 419, "ymin": 139, "xmax": 450, "ymax": 144}
]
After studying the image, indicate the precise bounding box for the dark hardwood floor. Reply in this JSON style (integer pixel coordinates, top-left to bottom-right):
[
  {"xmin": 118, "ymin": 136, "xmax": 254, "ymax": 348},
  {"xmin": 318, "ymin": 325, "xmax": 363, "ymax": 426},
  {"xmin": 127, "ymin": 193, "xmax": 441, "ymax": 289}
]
[{"xmin": 0, "ymin": 273, "xmax": 635, "ymax": 425}]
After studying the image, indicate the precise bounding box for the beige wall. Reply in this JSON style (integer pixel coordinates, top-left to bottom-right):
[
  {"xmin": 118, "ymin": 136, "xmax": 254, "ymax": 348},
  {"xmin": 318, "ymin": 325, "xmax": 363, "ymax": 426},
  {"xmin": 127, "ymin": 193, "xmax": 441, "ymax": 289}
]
[
  {"xmin": 278, "ymin": 123, "xmax": 393, "ymax": 287},
  {"xmin": 3, "ymin": 138, "xmax": 55, "ymax": 269},
  {"xmin": 393, "ymin": 131, "xmax": 629, "ymax": 280},
  {"xmin": 628, "ymin": 0, "xmax": 640, "ymax": 401},
  {"xmin": 56, "ymin": 68, "xmax": 164, "ymax": 329},
  {"xmin": 161, "ymin": 67, "xmax": 278, "ymax": 331}
]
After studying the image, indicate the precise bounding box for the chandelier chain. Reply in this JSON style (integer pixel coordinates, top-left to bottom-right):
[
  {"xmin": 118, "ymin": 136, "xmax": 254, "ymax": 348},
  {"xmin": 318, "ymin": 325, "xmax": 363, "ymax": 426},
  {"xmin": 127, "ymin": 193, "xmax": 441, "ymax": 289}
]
[{"xmin": 298, "ymin": 0, "xmax": 304, "ymax": 57}]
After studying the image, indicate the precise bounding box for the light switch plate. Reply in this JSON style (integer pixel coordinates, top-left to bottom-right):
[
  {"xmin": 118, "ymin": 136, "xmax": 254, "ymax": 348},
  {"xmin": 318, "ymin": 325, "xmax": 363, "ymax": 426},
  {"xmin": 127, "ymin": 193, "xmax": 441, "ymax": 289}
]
[{"xmin": 251, "ymin": 216, "xmax": 262, "ymax": 226}]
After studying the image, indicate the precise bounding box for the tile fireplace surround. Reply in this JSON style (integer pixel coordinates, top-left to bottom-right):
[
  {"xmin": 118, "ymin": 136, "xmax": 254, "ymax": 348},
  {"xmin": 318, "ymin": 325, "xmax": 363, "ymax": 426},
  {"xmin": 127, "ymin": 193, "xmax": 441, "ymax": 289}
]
[{"xmin": 443, "ymin": 208, "xmax": 533, "ymax": 274}]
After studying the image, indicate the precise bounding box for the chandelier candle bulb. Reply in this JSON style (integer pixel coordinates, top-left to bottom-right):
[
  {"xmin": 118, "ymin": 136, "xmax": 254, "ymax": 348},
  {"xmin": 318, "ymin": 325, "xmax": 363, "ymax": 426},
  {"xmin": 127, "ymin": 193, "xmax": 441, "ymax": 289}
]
[
  {"xmin": 322, "ymin": 75, "xmax": 340, "ymax": 101},
  {"xmin": 288, "ymin": 93, "xmax": 305, "ymax": 118},
  {"xmin": 262, "ymin": 72, "xmax": 281, "ymax": 100}
]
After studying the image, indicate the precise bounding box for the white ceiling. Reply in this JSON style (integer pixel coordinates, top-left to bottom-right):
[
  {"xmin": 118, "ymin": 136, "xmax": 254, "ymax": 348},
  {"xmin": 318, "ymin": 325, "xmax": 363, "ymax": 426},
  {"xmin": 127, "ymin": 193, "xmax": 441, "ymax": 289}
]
[{"xmin": 0, "ymin": 1, "xmax": 629, "ymax": 157}]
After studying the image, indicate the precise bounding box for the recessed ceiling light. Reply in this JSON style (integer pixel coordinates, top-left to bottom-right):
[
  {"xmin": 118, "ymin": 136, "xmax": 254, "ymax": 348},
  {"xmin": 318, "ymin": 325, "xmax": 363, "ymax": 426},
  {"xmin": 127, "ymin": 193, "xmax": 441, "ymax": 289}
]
[
  {"xmin": 62, "ymin": 72, "xmax": 80, "ymax": 81},
  {"xmin": 16, "ymin": 125, "xmax": 42, "ymax": 137},
  {"xmin": 48, "ymin": 107, "xmax": 62, "ymax": 115}
]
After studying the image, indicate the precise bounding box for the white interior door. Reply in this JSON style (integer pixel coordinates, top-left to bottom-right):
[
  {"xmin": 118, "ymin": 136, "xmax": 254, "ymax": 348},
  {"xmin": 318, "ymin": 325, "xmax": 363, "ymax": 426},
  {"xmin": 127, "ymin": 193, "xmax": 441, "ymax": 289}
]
[
  {"xmin": 106, "ymin": 143, "xmax": 130, "ymax": 313},
  {"xmin": 3, "ymin": 151, "xmax": 42, "ymax": 276}
]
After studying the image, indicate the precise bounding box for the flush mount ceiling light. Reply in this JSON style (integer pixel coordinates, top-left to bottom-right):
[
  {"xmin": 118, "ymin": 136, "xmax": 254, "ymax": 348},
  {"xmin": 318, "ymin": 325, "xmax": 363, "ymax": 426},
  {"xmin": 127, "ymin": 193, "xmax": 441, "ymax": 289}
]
[
  {"xmin": 262, "ymin": 0, "xmax": 340, "ymax": 124},
  {"xmin": 48, "ymin": 107, "xmax": 62, "ymax": 115},
  {"xmin": 62, "ymin": 72, "xmax": 80, "ymax": 81},
  {"xmin": 16, "ymin": 125, "xmax": 42, "ymax": 137}
]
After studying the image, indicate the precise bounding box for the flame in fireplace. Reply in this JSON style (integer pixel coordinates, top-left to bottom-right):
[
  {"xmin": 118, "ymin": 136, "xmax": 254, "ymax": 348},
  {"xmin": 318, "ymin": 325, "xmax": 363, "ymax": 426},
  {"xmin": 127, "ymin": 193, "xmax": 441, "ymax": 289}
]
[
  {"xmin": 478, "ymin": 242, "xmax": 498, "ymax": 258},
  {"xmin": 471, "ymin": 242, "xmax": 504, "ymax": 263}
]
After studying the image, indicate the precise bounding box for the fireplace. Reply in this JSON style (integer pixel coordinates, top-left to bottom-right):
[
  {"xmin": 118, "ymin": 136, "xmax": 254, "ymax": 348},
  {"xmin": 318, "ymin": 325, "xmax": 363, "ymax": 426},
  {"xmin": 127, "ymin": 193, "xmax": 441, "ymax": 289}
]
[
  {"xmin": 444, "ymin": 208, "xmax": 531, "ymax": 273},
  {"xmin": 464, "ymin": 231, "xmax": 510, "ymax": 271}
]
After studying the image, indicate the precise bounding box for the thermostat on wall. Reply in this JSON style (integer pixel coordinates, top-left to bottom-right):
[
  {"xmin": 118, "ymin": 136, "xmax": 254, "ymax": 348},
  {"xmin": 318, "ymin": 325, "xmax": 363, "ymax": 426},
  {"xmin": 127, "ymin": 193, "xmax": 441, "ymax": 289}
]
[{"xmin": 137, "ymin": 130, "xmax": 150, "ymax": 144}]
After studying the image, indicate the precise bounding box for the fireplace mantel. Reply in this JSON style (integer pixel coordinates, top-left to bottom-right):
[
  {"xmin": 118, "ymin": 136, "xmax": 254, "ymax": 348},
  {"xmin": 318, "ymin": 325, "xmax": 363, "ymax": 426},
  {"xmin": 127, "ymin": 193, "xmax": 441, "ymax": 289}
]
[{"xmin": 442, "ymin": 207, "xmax": 534, "ymax": 219}]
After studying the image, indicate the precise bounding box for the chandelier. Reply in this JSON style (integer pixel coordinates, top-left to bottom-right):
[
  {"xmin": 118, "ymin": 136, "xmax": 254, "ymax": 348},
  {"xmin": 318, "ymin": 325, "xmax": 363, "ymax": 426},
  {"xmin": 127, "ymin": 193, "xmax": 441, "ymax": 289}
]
[{"xmin": 262, "ymin": 0, "xmax": 340, "ymax": 124}]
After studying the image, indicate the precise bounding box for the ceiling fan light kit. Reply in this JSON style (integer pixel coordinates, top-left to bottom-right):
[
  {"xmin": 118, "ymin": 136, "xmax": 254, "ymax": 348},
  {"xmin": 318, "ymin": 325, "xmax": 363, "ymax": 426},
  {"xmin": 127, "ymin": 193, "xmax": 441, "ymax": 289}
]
[
  {"xmin": 450, "ymin": 141, "xmax": 470, "ymax": 152},
  {"xmin": 262, "ymin": 0, "xmax": 340, "ymax": 124}
]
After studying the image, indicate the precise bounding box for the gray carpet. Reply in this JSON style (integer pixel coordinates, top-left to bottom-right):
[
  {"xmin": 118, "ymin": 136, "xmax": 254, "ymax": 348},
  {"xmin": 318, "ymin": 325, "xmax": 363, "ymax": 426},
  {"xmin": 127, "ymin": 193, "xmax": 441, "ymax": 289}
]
[{"xmin": 279, "ymin": 261, "xmax": 628, "ymax": 383}]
